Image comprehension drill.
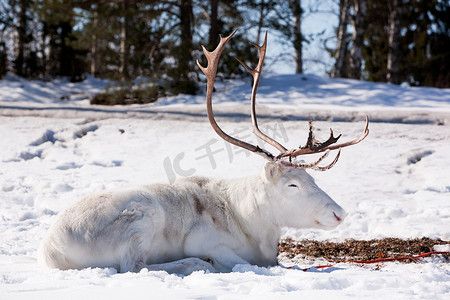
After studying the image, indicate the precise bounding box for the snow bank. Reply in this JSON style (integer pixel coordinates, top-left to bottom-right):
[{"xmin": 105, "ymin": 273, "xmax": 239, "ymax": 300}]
[{"xmin": 1, "ymin": 73, "xmax": 449, "ymax": 125}]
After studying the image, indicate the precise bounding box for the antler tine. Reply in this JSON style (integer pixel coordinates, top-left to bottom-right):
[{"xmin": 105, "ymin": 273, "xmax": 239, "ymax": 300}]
[
  {"xmin": 236, "ymin": 31, "xmax": 288, "ymax": 154},
  {"xmin": 282, "ymin": 115, "xmax": 370, "ymax": 158},
  {"xmin": 196, "ymin": 29, "xmax": 238, "ymax": 77},
  {"xmin": 197, "ymin": 29, "xmax": 275, "ymax": 161},
  {"xmin": 281, "ymin": 149, "xmax": 341, "ymax": 171},
  {"xmin": 311, "ymin": 149, "xmax": 341, "ymax": 171}
]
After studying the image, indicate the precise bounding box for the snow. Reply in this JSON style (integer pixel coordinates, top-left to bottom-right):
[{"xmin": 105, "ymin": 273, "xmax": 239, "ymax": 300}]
[{"xmin": 0, "ymin": 73, "xmax": 449, "ymax": 299}]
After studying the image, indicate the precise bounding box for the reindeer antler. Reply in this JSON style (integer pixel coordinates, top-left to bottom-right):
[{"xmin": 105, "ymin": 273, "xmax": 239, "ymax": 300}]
[
  {"xmin": 197, "ymin": 29, "xmax": 369, "ymax": 170},
  {"xmin": 196, "ymin": 29, "xmax": 275, "ymax": 161},
  {"xmin": 235, "ymin": 32, "xmax": 288, "ymax": 154}
]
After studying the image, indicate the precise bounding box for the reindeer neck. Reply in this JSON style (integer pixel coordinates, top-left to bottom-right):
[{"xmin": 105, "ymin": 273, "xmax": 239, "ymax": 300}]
[{"xmin": 219, "ymin": 175, "xmax": 282, "ymax": 253}]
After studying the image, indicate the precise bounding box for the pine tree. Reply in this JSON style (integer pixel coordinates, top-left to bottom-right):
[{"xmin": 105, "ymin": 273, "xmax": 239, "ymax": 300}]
[
  {"xmin": 402, "ymin": 0, "xmax": 449, "ymax": 87},
  {"xmin": 349, "ymin": 0, "xmax": 367, "ymax": 79},
  {"xmin": 37, "ymin": 0, "xmax": 85, "ymax": 81},
  {"xmin": 362, "ymin": 0, "xmax": 389, "ymax": 82}
]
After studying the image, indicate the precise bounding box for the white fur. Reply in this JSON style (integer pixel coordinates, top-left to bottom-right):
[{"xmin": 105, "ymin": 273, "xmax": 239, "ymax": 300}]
[{"xmin": 38, "ymin": 163, "xmax": 346, "ymax": 275}]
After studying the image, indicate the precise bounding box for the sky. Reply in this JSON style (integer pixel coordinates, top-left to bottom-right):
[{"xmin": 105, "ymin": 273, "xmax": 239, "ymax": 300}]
[{"xmin": 264, "ymin": 0, "xmax": 339, "ymax": 75}]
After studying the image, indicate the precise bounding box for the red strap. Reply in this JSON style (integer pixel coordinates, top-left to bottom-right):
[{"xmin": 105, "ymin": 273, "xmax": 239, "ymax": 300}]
[{"xmin": 284, "ymin": 251, "xmax": 449, "ymax": 271}]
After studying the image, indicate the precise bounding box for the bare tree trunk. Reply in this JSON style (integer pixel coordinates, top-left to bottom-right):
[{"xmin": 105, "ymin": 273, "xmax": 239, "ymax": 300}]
[
  {"xmin": 0, "ymin": 41, "xmax": 7, "ymax": 78},
  {"xmin": 180, "ymin": 0, "xmax": 193, "ymax": 67},
  {"xmin": 59, "ymin": 21, "xmax": 74, "ymax": 77},
  {"xmin": 178, "ymin": 0, "xmax": 196, "ymax": 94},
  {"xmin": 41, "ymin": 22, "xmax": 47, "ymax": 77},
  {"xmin": 119, "ymin": 1, "xmax": 128, "ymax": 81},
  {"xmin": 293, "ymin": 0, "xmax": 303, "ymax": 74},
  {"xmin": 91, "ymin": 9, "xmax": 98, "ymax": 77},
  {"xmin": 16, "ymin": 0, "xmax": 27, "ymax": 76},
  {"xmin": 208, "ymin": 0, "xmax": 219, "ymax": 48},
  {"xmin": 331, "ymin": 0, "xmax": 350, "ymax": 78},
  {"xmin": 387, "ymin": 0, "xmax": 402, "ymax": 84},
  {"xmin": 349, "ymin": 0, "xmax": 366, "ymax": 79}
]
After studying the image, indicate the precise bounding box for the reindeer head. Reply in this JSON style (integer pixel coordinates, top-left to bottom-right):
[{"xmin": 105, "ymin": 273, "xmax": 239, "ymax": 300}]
[
  {"xmin": 261, "ymin": 162, "xmax": 347, "ymax": 229},
  {"xmin": 197, "ymin": 29, "xmax": 369, "ymax": 229}
]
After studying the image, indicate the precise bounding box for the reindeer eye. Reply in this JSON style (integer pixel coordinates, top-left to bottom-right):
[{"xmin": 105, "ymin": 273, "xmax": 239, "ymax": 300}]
[{"xmin": 288, "ymin": 184, "xmax": 299, "ymax": 188}]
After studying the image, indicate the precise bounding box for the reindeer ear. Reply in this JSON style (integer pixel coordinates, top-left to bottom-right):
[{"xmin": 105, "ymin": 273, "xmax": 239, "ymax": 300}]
[{"xmin": 263, "ymin": 162, "xmax": 286, "ymax": 183}]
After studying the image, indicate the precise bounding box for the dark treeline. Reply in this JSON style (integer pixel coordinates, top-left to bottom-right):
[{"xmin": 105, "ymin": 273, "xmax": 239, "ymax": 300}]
[
  {"xmin": 0, "ymin": 0, "xmax": 448, "ymax": 97},
  {"xmin": 330, "ymin": 0, "xmax": 449, "ymax": 88},
  {"xmin": 0, "ymin": 0, "xmax": 305, "ymax": 98}
]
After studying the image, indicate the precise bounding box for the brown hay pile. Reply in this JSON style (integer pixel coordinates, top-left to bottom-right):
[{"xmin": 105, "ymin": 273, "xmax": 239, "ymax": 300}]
[{"xmin": 279, "ymin": 237, "xmax": 449, "ymax": 263}]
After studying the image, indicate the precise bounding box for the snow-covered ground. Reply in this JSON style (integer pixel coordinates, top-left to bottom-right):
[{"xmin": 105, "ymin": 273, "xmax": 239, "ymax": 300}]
[{"xmin": 0, "ymin": 73, "xmax": 449, "ymax": 299}]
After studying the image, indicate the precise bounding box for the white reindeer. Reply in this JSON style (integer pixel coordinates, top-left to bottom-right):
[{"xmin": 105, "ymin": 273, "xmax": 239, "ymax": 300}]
[{"xmin": 38, "ymin": 30, "xmax": 369, "ymax": 275}]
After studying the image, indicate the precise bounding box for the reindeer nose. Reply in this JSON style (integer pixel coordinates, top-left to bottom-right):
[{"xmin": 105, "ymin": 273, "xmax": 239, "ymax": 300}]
[
  {"xmin": 333, "ymin": 212, "xmax": 342, "ymax": 222},
  {"xmin": 333, "ymin": 210, "xmax": 346, "ymax": 223}
]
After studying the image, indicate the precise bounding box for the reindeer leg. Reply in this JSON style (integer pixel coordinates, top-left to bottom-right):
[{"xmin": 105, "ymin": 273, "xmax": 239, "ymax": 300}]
[{"xmin": 146, "ymin": 257, "xmax": 216, "ymax": 276}]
